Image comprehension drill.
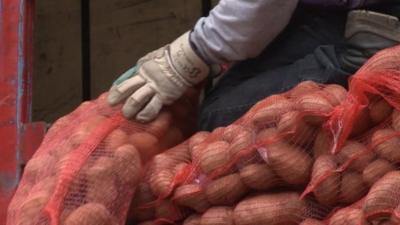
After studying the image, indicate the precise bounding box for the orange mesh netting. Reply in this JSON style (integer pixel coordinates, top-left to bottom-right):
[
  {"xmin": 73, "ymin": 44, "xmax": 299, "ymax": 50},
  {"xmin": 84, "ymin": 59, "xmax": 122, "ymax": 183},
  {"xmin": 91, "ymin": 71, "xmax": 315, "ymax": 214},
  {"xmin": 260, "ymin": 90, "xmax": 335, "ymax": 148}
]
[
  {"xmin": 6, "ymin": 89, "xmax": 199, "ymax": 225},
  {"xmin": 131, "ymin": 45, "xmax": 400, "ymax": 225}
]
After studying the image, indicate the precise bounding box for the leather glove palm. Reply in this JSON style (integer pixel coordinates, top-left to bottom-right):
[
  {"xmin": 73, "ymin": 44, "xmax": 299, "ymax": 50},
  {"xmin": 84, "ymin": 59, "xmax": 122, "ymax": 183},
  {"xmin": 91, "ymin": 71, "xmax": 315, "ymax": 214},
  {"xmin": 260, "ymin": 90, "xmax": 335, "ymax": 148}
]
[{"xmin": 108, "ymin": 32, "xmax": 210, "ymax": 122}]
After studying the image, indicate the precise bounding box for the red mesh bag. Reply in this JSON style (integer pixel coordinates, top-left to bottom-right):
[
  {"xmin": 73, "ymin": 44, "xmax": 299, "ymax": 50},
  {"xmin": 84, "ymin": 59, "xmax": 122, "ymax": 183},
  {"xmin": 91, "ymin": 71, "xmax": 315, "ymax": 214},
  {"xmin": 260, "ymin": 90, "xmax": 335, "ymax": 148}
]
[
  {"xmin": 177, "ymin": 191, "xmax": 328, "ymax": 225},
  {"xmin": 6, "ymin": 89, "xmax": 199, "ymax": 225},
  {"xmin": 128, "ymin": 46, "xmax": 400, "ymax": 224}
]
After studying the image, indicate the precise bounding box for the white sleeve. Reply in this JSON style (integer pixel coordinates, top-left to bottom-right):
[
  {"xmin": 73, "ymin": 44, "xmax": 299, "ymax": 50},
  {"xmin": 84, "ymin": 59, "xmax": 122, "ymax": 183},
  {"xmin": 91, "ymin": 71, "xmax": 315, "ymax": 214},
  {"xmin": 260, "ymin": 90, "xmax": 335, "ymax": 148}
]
[{"xmin": 190, "ymin": 0, "xmax": 299, "ymax": 64}]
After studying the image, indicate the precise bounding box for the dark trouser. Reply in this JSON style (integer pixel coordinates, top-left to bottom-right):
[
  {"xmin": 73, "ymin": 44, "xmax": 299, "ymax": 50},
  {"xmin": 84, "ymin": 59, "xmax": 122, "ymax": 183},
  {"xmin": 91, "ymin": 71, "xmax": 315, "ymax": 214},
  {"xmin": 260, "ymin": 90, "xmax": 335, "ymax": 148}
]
[{"xmin": 198, "ymin": 6, "xmax": 351, "ymax": 131}]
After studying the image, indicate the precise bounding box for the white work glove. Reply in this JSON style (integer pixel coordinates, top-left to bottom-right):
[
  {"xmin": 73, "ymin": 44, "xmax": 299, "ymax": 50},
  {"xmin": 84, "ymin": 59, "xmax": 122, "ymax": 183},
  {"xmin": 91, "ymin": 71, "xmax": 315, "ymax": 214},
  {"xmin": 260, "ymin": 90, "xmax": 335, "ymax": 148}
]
[{"xmin": 107, "ymin": 32, "xmax": 211, "ymax": 122}]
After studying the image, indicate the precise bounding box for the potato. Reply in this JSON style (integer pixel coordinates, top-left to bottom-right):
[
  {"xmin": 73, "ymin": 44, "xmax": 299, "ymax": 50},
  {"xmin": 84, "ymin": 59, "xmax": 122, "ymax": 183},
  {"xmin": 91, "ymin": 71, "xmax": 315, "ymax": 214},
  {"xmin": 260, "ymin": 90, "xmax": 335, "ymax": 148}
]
[
  {"xmin": 129, "ymin": 132, "xmax": 159, "ymax": 162},
  {"xmin": 199, "ymin": 141, "xmax": 231, "ymax": 174},
  {"xmin": 86, "ymin": 179, "xmax": 118, "ymax": 207},
  {"xmin": 51, "ymin": 143, "xmax": 74, "ymax": 161},
  {"xmin": 250, "ymin": 96, "xmax": 292, "ymax": 127},
  {"xmin": 200, "ymin": 207, "xmax": 234, "ymax": 225},
  {"xmin": 323, "ymin": 84, "xmax": 347, "ymax": 106},
  {"xmin": 86, "ymin": 157, "xmax": 114, "ymax": 181},
  {"xmin": 263, "ymin": 142, "xmax": 312, "ymax": 185},
  {"xmin": 369, "ymin": 98, "xmax": 393, "ymax": 125},
  {"xmin": 104, "ymin": 129, "xmax": 128, "ymax": 150},
  {"xmin": 222, "ymin": 125, "xmax": 245, "ymax": 143},
  {"xmin": 205, "ymin": 173, "xmax": 248, "ymax": 206},
  {"xmin": 233, "ymin": 192, "xmax": 307, "ymax": 225},
  {"xmin": 297, "ymin": 92, "xmax": 333, "ymax": 125},
  {"xmin": 113, "ymin": 144, "xmax": 142, "ymax": 185},
  {"xmin": 16, "ymin": 191, "xmax": 51, "ymax": 225},
  {"xmin": 145, "ymin": 111, "xmax": 172, "ymax": 137},
  {"xmin": 226, "ymin": 127, "xmax": 255, "ymax": 159},
  {"xmin": 86, "ymin": 157, "xmax": 118, "ymax": 206},
  {"xmin": 30, "ymin": 176, "xmax": 56, "ymax": 195},
  {"xmin": 191, "ymin": 143, "xmax": 208, "ymax": 162},
  {"xmin": 81, "ymin": 115, "xmax": 107, "ymax": 131},
  {"xmin": 328, "ymin": 208, "xmax": 368, "ymax": 225},
  {"xmin": 23, "ymin": 154, "xmax": 55, "ymax": 184},
  {"xmin": 337, "ymin": 141, "xmax": 374, "ymax": 172},
  {"xmin": 340, "ymin": 172, "xmax": 366, "ymax": 204},
  {"xmin": 300, "ymin": 218, "xmax": 325, "ymax": 225},
  {"xmin": 363, "ymin": 171, "xmax": 400, "ymax": 219},
  {"xmin": 371, "ymin": 129, "xmax": 400, "ymax": 163},
  {"xmin": 158, "ymin": 126, "xmax": 184, "ymax": 150},
  {"xmin": 149, "ymin": 169, "xmax": 174, "ymax": 197},
  {"xmin": 64, "ymin": 203, "xmax": 113, "ymax": 225},
  {"xmin": 151, "ymin": 153, "xmax": 180, "ymax": 172},
  {"xmin": 392, "ymin": 110, "xmax": 400, "ymax": 131},
  {"xmin": 313, "ymin": 129, "xmax": 333, "ymax": 157},
  {"xmin": 362, "ymin": 159, "xmax": 395, "ymax": 186},
  {"xmin": 312, "ymin": 155, "xmax": 340, "ymax": 206},
  {"xmin": 69, "ymin": 129, "xmax": 91, "ymax": 149},
  {"xmin": 289, "ymin": 81, "xmax": 320, "ymax": 98},
  {"xmin": 256, "ymin": 128, "xmax": 279, "ymax": 141},
  {"xmin": 239, "ymin": 163, "xmax": 279, "ymax": 191},
  {"xmin": 188, "ymin": 132, "xmax": 210, "ymax": 150},
  {"xmin": 155, "ymin": 200, "xmax": 186, "ymax": 221},
  {"xmin": 128, "ymin": 182, "xmax": 155, "ymax": 222},
  {"xmin": 165, "ymin": 144, "xmax": 191, "ymax": 164},
  {"xmin": 277, "ymin": 111, "xmax": 315, "ymax": 146},
  {"xmin": 351, "ymin": 108, "xmax": 371, "ymax": 137},
  {"xmin": 183, "ymin": 214, "xmax": 201, "ymax": 225},
  {"xmin": 173, "ymin": 184, "xmax": 210, "ymax": 213}
]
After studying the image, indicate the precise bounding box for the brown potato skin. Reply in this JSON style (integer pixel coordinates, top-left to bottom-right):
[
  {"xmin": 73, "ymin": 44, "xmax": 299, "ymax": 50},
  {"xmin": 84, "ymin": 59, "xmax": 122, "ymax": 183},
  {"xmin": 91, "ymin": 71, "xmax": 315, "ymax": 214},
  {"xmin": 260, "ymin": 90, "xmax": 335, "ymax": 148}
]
[
  {"xmin": 233, "ymin": 192, "xmax": 307, "ymax": 225},
  {"xmin": 372, "ymin": 129, "xmax": 400, "ymax": 163},
  {"xmin": 205, "ymin": 173, "xmax": 248, "ymax": 206},
  {"xmin": 239, "ymin": 163, "xmax": 279, "ymax": 191},
  {"xmin": 64, "ymin": 203, "xmax": 113, "ymax": 225},
  {"xmin": 328, "ymin": 208, "xmax": 369, "ymax": 225},
  {"xmin": 362, "ymin": 159, "xmax": 395, "ymax": 186},
  {"xmin": 265, "ymin": 142, "xmax": 312, "ymax": 185},
  {"xmin": 364, "ymin": 171, "xmax": 400, "ymax": 219},
  {"xmin": 199, "ymin": 141, "xmax": 231, "ymax": 174},
  {"xmin": 312, "ymin": 155, "xmax": 340, "ymax": 206},
  {"xmin": 200, "ymin": 207, "xmax": 234, "ymax": 225},
  {"xmin": 300, "ymin": 218, "xmax": 325, "ymax": 225},
  {"xmin": 340, "ymin": 172, "xmax": 366, "ymax": 204}
]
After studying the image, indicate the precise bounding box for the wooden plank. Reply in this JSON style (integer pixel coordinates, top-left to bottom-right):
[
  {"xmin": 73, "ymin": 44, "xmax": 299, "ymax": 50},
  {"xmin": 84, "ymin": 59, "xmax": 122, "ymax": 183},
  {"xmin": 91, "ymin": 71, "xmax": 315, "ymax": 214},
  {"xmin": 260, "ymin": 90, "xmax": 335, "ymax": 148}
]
[
  {"xmin": 90, "ymin": 0, "xmax": 201, "ymax": 97},
  {"xmin": 32, "ymin": 0, "xmax": 83, "ymax": 122}
]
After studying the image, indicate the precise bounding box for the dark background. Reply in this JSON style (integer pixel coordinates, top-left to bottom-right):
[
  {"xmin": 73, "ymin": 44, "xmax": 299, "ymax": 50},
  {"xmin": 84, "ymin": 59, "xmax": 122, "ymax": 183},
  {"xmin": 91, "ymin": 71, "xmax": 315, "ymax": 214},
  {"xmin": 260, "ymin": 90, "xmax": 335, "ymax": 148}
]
[{"xmin": 33, "ymin": 0, "xmax": 218, "ymax": 122}]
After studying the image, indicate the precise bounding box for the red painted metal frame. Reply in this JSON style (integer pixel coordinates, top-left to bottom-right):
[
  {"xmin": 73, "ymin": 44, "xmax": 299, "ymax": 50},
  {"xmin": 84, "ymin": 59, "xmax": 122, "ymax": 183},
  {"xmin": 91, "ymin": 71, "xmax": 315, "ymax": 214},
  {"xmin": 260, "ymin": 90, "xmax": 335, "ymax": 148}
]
[{"xmin": 0, "ymin": 0, "xmax": 46, "ymax": 224}]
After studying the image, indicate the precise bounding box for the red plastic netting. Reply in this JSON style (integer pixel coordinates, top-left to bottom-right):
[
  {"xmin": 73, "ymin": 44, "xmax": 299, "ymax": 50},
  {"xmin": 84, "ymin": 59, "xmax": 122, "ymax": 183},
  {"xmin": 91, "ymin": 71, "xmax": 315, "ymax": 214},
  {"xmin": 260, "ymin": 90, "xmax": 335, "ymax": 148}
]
[
  {"xmin": 6, "ymin": 89, "xmax": 200, "ymax": 225},
  {"xmin": 130, "ymin": 45, "xmax": 400, "ymax": 225}
]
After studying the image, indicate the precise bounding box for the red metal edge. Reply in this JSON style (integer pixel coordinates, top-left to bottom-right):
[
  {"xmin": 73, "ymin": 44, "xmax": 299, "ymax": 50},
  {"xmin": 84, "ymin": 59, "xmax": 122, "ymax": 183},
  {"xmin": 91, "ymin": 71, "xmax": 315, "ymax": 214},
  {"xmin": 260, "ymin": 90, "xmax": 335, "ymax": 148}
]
[{"xmin": 0, "ymin": 0, "xmax": 44, "ymax": 224}]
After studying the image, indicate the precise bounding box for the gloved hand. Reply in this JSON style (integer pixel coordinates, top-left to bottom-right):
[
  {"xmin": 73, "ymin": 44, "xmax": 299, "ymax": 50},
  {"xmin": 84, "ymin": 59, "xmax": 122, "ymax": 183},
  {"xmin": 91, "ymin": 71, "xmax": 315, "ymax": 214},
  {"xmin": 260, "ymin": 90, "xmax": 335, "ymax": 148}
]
[{"xmin": 107, "ymin": 32, "xmax": 210, "ymax": 122}]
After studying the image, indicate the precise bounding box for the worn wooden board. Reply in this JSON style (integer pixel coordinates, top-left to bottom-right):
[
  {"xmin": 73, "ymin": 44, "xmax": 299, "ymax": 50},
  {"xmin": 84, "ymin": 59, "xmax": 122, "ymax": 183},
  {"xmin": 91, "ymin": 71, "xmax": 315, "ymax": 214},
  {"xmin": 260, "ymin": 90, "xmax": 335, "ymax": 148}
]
[
  {"xmin": 32, "ymin": 0, "xmax": 201, "ymax": 122},
  {"xmin": 90, "ymin": 0, "xmax": 201, "ymax": 97},
  {"xmin": 32, "ymin": 0, "xmax": 82, "ymax": 122}
]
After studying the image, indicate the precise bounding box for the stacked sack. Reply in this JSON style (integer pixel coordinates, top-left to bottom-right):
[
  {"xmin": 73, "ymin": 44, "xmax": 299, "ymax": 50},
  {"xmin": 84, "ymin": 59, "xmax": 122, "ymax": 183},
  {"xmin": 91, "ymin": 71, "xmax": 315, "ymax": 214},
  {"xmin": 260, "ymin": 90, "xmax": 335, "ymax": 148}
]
[
  {"xmin": 6, "ymin": 89, "xmax": 200, "ymax": 225},
  {"xmin": 130, "ymin": 45, "xmax": 400, "ymax": 225}
]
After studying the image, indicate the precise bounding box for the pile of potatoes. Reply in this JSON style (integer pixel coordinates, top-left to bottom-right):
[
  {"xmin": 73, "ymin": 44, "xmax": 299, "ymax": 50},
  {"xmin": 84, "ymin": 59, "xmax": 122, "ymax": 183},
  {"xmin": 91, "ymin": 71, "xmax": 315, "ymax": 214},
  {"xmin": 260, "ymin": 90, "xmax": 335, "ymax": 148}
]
[
  {"xmin": 129, "ymin": 81, "xmax": 400, "ymax": 225},
  {"xmin": 7, "ymin": 94, "xmax": 191, "ymax": 225}
]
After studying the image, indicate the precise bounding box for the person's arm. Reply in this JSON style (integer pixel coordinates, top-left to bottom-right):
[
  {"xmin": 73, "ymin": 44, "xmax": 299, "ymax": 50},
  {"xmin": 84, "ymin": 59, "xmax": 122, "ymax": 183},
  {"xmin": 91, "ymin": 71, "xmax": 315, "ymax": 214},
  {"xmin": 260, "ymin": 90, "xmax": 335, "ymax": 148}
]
[
  {"xmin": 191, "ymin": 0, "xmax": 299, "ymax": 64},
  {"xmin": 108, "ymin": 0, "xmax": 299, "ymax": 122}
]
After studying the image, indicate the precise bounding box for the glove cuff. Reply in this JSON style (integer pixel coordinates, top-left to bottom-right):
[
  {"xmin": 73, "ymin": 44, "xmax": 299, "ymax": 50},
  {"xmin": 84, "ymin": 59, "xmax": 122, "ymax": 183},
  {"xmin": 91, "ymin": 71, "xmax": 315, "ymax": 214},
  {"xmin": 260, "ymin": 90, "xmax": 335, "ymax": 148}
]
[{"xmin": 168, "ymin": 31, "xmax": 210, "ymax": 85}]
